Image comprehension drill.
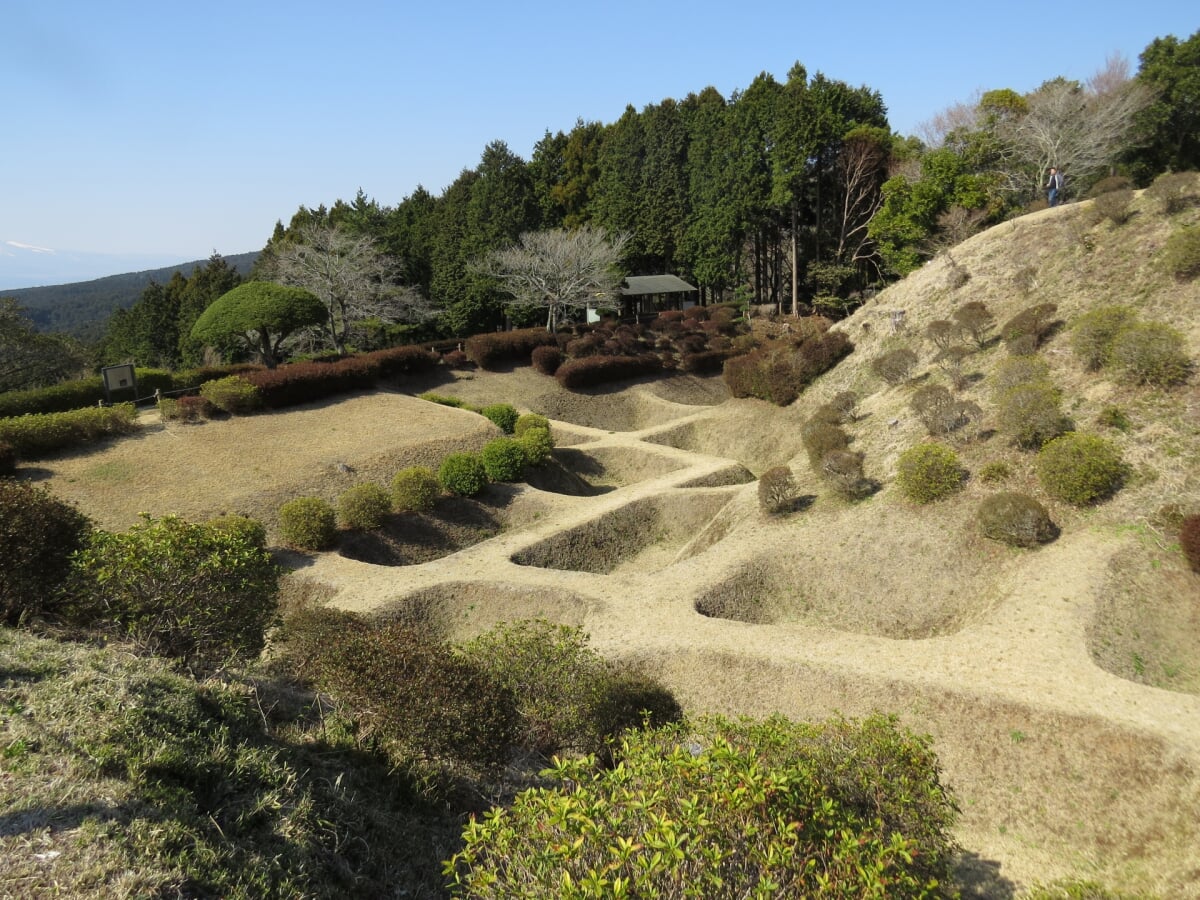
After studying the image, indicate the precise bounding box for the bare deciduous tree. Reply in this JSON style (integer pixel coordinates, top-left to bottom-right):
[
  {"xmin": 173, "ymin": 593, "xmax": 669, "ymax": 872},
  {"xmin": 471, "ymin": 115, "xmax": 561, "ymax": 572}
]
[
  {"xmin": 485, "ymin": 226, "xmax": 629, "ymax": 333},
  {"xmin": 267, "ymin": 222, "xmax": 432, "ymax": 353}
]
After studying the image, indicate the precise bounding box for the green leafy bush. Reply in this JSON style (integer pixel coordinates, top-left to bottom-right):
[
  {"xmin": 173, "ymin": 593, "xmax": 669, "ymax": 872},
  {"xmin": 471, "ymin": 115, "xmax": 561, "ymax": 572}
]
[
  {"xmin": 1180, "ymin": 515, "xmax": 1200, "ymax": 574},
  {"xmin": 337, "ymin": 483, "xmax": 393, "ymax": 531},
  {"xmin": 758, "ymin": 465, "xmax": 797, "ymax": 514},
  {"xmin": 460, "ymin": 620, "xmax": 679, "ymax": 759},
  {"xmin": 199, "ymin": 374, "xmax": 263, "ymax": 414},
  {"xmin": 978, "ymin": 461, "xmax": 1013, "ymax": 483},
  {"xmin": 518, "ymin": 426, "xmax": 555, "ymax": 466},
  {"xmin": 996, "ymin": 381, "xmax": 1067, "ymax": 449},
  {"xmin": 278, "ymin": 607, "xmax": 519, "ymax": 777},
  {"xmin": 1163, "ymin": 225, "xmax": 1200, "ymax": 280},
  {"xmin": 391, "ymin": 465, "xmax": 441, "ymax": 512},
  {"xmin": 514, "ymin": 412, "xmax": 550, "ymax": 437},
  {"xmin": 481, "ymin": 437, "xmax": 527, "ymax": 482},
  {"xmin": 0, "ymin": 481, "xmax": 91, "ymax": 624},
  {"xmin": 205, "ymin": 513, "xmax": 268, "ymax": 548},
  {"xmin": 419, "ymin": 392, "xmax": 465, "ymax": 408},
  {"xmin": 0, "ymin": 404, "xmax": 139, "ymax": 459},
  {"xmin": 69, "ymin": 514, "xmax": 279, "ymax": 673},
  {"xmin": 896, "ymin": 443, "xmax": 963, "ymax": 503},
  {"xmin": 438, "ymin": 452, "xmax": 488, "ymax": 496},
  {"xmin": 480, "ymin": 403, "xmax": 519, "ymax": 434},
  {"xmin": 1097, "ymin": 405, "xmax": 1133, "ymax": 431},
  {"xmin": 1037, "ymin": 432, "xmax": 1126, "ymax": 505},
  {"xmin": 278, "ymin": 496, "xmax": 337, "ymax": 550},
  {"xmin": 991, "ymin": 355, "xmax": 1051, "ymax": 394},
  {"xmin": 1109, "ymin": 321, "xmax": 1190, "ymax": 386},
  {"xmin": 446, "ymin": 713, "xmax": 958, "ymax": 899},
  {"xmin": 978, "ymin": 493, "xmax": 1058, "ymax": 547},
  {"xmin": 870, "ymin": 347, "xmax": 918, "ymax": 385},
  {"xmin": 1070, "ymin": 305, "xmax": 1138, "ymax": 371}
]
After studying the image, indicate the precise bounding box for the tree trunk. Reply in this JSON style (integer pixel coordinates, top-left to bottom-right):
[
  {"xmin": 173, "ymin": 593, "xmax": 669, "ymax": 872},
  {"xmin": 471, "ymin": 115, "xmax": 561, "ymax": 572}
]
[{"xmin": 791, "ymin": 205, "xmax": 799, "ymax": 318}]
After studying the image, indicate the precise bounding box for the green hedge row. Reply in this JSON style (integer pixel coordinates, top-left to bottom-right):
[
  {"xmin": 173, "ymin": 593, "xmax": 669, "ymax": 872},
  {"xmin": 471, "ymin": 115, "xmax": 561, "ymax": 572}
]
[{"xmin": 0, "ymin": 404, "xmax": 140, "ymax": 459}]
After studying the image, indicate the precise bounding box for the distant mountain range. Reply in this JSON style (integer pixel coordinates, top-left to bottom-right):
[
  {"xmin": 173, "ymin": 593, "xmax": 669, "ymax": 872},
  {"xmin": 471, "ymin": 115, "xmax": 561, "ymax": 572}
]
[{"xmin": 1, "ymin": 250, "xmax": 259, "ymax": 341}]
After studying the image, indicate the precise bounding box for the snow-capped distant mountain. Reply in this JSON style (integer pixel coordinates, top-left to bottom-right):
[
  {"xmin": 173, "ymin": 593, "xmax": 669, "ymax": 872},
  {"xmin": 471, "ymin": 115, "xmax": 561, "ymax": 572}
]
[{"xmin": 0, "ymin": 240, "xmax": 194, "ymax": 290}]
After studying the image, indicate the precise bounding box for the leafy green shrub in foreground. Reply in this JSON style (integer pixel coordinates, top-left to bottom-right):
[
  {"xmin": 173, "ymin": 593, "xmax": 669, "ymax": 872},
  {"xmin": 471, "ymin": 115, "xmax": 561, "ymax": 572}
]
[
  {"xmin": 1037, "ymin": 432, "xmax": 1126, "ymax": 505},
  {"xmin": 978, "ymin": 492, "xmax": 1058, "ymax": 547},
  {"xmin": 1163, "ymin": 224, "xmax": 1200, "ymax": 281},
  {"xmin": 481, "ymin": 437, "xmax": 527, "ymax": 482},
  {"xmin": 391, "ymin": 465, "xmax": 441, "ymax": 512},
  {"xmin": 896, "ymin": 443, "xmax": 963, "ymax": 504},
  {"xmin": 199, "ymin": 374, "xmax": 263, "ymax": 414},
  {"xmin": 995, "ymin": 381, "xmax": 1067, "ymax": 449},
  {"xmin": 1070, "ymin": 305, "xmax": 1138, "ymax": 371},
  {"xmin": 518, "ymin": 426, "xmax": 554, "ymax": 466},
  {"xmin": 0, "ymin": 481, "xmax": 92, "ymax": 624},
  {"xmin": 514, "ymin": 412, "xmax": 550, "ymax": 437},
  {"xmin": 337, "ymin": 483, "xmax": 393, "ymax": 531},
  {"xmin": 69, "ymin": 514, "xmax": 279, "ymax": 674},
  {"xmin": 1109, "ymin": 321, "xmax": 1191, "ymax": 386},
  {"xmin": 480, "ymin": 402, "xmax": 519, "ymax": 434},
  {"xmin": 278, "ymin": 496, "xmax": 337, "ymax": 550},
  {"xmin": 459, "ymin": 619, "xmax": 680, "ymax": 759},
  {"xmin": 446, "ymin": 713, "xmax": 958, "ymax": 899},
  {"xmin": 439, "ymin": 452, "xmax": 488, "ymax": 496}
]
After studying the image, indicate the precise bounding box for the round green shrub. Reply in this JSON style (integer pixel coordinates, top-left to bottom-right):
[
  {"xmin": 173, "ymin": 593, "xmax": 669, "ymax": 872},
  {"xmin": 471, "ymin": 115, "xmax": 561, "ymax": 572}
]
[
  {"xmin": 1109, "ymin": 321, "xmax": 1190, "ymax": 386},
  {"xmin": 1163, "ymin": 225, "xmax": 1200, "ymax": 281},
  {"xmin": 446, "ymin": 713, "xmax": 959, "ymax": 898},
  {"xmin": 69, "ymin": 514, "xmax": 280, "ymax": 674},
  {"xmin": 391, "ymin": 465, "xmax": 440, "ymax": 512},
  {"xmin": 336, "ymin": 482, "xmax": 392, "ymax": 531},
  {"xmin": 518, "ymin": 426, "xmax": 554, "ymax": 466},
  {"xmin": 278, "ymin": 496, "xmax": 337, "ymax": 550},
  {"xmin": 996, "ymin": 381, "xmax": 1067, "ymax": 449},
  {"xmin": 479, "ymin": 402, "xmax": 519, "ymax": 434},
  {"xmin": 1070, "ymin": 305, "xmax": 1137, "ymax": 371},
  {"xmin": 199, "ymin": 374, "xmax": 262, "ymax": 414},
  {"xmin": 0, "ymin": 481, "xmax": 92, "ymax": 624},
  {"xmin": 481, "ymin": 437, "xmax": 527, "ymax": 482},
  {"xmin": 895, "ymin": 443, "xmax": 963, "ymax": 503},
  {"xmin": 205, "ymin": 513, "xmax": 268, "ymax": 548},
  {"xmin": 758, "ymin": 465, "xmax": 797, "ymax": 514},
  {"xmin": 978, "ymin": 492, "xmax": 1058, "ymax": 547},
  {"xmin": 513, "ymin": 412, "xmax": 550, "ymax": 437},
  {"xmin": 1037, "ymin": 432, "xmax": 1126, "ymax": 505},
  {"xmin": 1180, "ymin": 515, "xmax": 1200, "ymax": 574},
  {"xmin": 438, "ymin": 452, "xmax": 488, "ymax": 496}
]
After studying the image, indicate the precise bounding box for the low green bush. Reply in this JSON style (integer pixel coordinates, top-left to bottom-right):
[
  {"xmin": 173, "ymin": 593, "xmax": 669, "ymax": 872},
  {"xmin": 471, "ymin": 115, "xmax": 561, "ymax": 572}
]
[
  {"xmin": 480, "ymin": 403, "xmax": 519, "ymax": 434},
  {"xmin": 391, "ymin": 465, "xmax": 441, "ymax": 512},
  {"xmin": 278, "ymin": 496, "xmax": 337, "ymax": 550},
  {"xmin": 518, "ymin": 426, "xmax": 554, "ymax": 466},
  {"xmin": 337, "ymin": 483, "xmax": 393, "ymax": 531},
  {"xmin": 1163, "ymin": 225, "xmax": 1200, "ymax": 281},
  {"xmin": 419, "ymin": 392, "xmax": 466, "ymax": 408},
  {"xmin": 69, "ymin": 514, "xmax": 279, "ymax": 674},
  {"xmin": 459, "ymin": 620, "xmax": 679, "ymax": 759},
  {"xmin": 481, "ymin": 437, "xmax": 527, "ymax": 482},
  {"xmin": 514, "ymin": 412, "xmax": 550, "ymax": 437},
  {"xmin": 991, "ymin": 355, "xmax": 1051, "ymax": 394},
  {"xmin": 978, "ymin": 492, "xmax": 1058, "ymax": 547},
  {"xmin": 278, "ymin": 607, "xmax": 519, "ymax": 777},
  {"xmin": 1097, "ymin": 405, "xmax": 1133, "ymax": 432},
  {"xmin": 758, "ymin": 465, "xmax": 797, "ymax": 514},
  {"xmin": 1070, "ymin": 305, "xmax": 1138, "ymax": 371},
  {"xmin": 978, "ymin": 461, "xmax": 1013, "ymax": 483},
  {"xmin": 446, "ymin": 713, "xmax": 958, "ymax": 899},
  {"xmin": 0, "ymin": 403, "xmax": 139, "ymax": 458},
  {"xmin": 1037, "ymin": 432, "xmax": 1126, "ymax": 505},
  {"xmin": 205, "ymin": 513, "xmax": 268, "ymax": 548},
  {"xmin": 996, "ymin": 381, "xmax": 1067, "ymax": 449},
  {"xmin": 438, "ymin": 452, "xmax": 488, "ymax": 496},
  {"xmin": 0, "ymin": 481, "xmax": 92, "ymax": 624},
  {"xmin": 199, "ymin": 375, "xmax": 262, "ymax": 414},
  {"xmin": 896, "ymin": 442, "xmax": 963, "ymax": 503},
  {"xmin": 1109, "ymin": 321, "xmax": 1190, "ymax": 386}
]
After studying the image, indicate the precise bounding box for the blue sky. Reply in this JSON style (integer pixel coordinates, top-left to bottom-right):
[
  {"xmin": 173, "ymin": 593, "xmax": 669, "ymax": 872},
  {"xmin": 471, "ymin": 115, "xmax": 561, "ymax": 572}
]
[{"xmin": 1, "ymin": 0, "xmax": 1195, "ymax": 281}]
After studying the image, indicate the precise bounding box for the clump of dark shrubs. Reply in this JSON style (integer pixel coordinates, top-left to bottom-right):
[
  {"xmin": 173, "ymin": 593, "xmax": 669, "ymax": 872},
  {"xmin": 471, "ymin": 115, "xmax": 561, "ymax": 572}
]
[
  {"xmin": 0, "ymin": 481, "xmax": 92, "ymax": 624},
  {"xmin": 1001, "ymin": 303, "xmax": 1058, "ymax": 351},
  {"xmin": 464, "ymin": 328, "xmax": 557, "ymax": 370},
  {"xmin": 821, "ymin": 449, "xmax": 873, "ymax": 500},
  {"xmin": 871, "ymin": 347, "xmax": 918, "ymax": 385},
  {"xmin": 1092, "ymin": 187, "xmax": 1135, "ymax": 225},
  {"xmin": 831, "ymin": 390, "xmax": 859, "ymax": 423},
  {"xmin": 924, "ymin": 320, "xmax": 959, "ymax": 351},
  {"xmin": 531, "ymin": 344, "xmax": 563, "ymax": 375},
  {"xmin": 1180, "ymin": 515, "xmax": 1200, "ymax": 574},
  {"xmin": 724, "ymin": 330, "xmax": 853, "ymax": 405},
  {"xmin": 1036, "ymin": 432, "xmax": 1126, "ymax": 506},
  {"xmin": 278, "ymin": 496, "xmax": 338, "ymax": 550},
  {"xmin": 801, "ymin": 421, "xmax": 850, "ymax": 470},
  {"xmin": 952, "ymin": 301, "xmax": 995, "ymax": 348},
  {"xmin": 910, "ymin": 384, "xmax": 979, "ymax": 437},
  {"xmin": 555, "ymin": 354, "xmax": 663, "ymax": 390},
  {"xmin": 758, "ymin": 466, "xmax": 797, "ymax": 514},
  {"xmin": 978, "ymin": 493, "xmax": 1058, "ymax": 547}
]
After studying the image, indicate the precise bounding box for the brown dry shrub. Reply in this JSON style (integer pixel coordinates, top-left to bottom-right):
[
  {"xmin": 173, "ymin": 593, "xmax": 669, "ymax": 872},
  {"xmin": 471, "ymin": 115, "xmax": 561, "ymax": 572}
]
[
  {"xmin": 758, "ymin": 466, "xmax": 798, "ymax": 514},
  {"xmin": 871, "ymin": 347, "xmax": 918, "ymax": 385}
]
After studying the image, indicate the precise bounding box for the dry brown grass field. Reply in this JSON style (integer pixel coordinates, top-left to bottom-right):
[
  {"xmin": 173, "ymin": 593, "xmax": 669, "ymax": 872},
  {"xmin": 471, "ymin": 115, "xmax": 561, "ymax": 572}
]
[{"xmin": 33, "ymin": 189, "xmax": 1200, "ymax": 896}]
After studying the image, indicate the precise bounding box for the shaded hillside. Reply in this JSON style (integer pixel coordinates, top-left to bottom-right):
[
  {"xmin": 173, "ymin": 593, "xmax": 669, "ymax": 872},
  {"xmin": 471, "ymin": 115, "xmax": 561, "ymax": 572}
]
[{"xmin": 2, "ymin": 251, "xmax": 258, "ymax": 340}]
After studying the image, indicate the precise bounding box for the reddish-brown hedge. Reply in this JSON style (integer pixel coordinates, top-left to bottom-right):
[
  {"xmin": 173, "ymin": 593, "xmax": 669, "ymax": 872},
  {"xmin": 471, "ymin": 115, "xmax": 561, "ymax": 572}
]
[
  {"xmin": 555, "ymin": 354, "xmax": 663, "ymax": 389},
  {"xmin": 464, "ymin": 328, "xmax": 557, "ymax": 370},
  {"xmin": 532, "ymin": 345, "xmax": 564, "ymax": 375}
]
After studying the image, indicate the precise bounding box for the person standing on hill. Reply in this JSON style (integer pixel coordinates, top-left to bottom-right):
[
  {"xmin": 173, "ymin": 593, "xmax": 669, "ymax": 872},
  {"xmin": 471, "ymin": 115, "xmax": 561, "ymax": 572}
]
[{"xmin": 1046, "ymin": 167, "xmax": 1065, "ymax": 206}]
